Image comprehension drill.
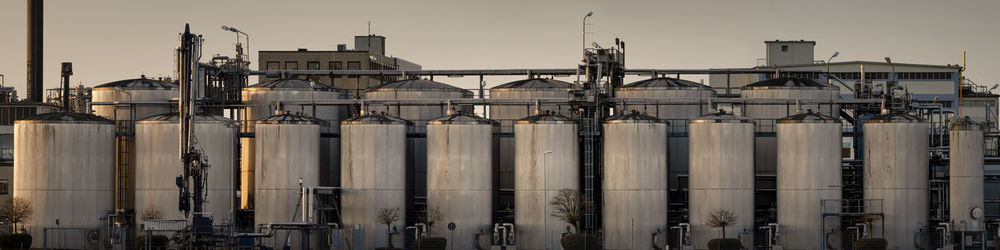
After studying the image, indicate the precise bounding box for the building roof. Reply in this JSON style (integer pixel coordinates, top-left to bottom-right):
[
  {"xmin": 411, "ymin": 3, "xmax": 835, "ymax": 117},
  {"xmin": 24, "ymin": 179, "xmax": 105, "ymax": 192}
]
[
  {"xmin": 865, "ymin": 112, "xmax": 925, "ymax": 123},
  {"xmin": 619, "ymin": 77, "xmax": 711, "ymax": 90},
  {"xmin": 368, "ymin": 79, "xmax": 470, "ymax": 93},
  {"xmin": 16, "ymin": 112, "xmax": 114, "ymax": 124},
  {"xmin": 604, "ymin": 110, "xmax": 668, "ymax": 124},
  {"xmin": 428, "ymin": 112, "xmax": 497, "ymax": 125},
  {"xmin": 765, "ymin": 40, "xmax": 816, "ymax": 44},
  {"xmin": 743, "ymin": 77, "xmax": 837, "ymax": 90},
  {"xmin": 762, "ymin": 61, "xmax": 963, "ymax": 70},
  {"xmin": 257, "ymin": 112, "xmax": 329, "ymax": 126},
  {"xmin": 246, "ymin": 78, "xmax": 338, "ymax": 91},
  {"xmin": 777, "ymin": 110, "xmax": 838, "ymax": 124},
  {"xmin": 93, "ymin": 77, "xmax": 178, "ymax": 90},
  {"xmin": 138, "ymin": 112, "xmax": 235, "ymax": 124},
  {"xmin": 342, "ymin": 113, "xmax": 410, "ymax": 125},
  {"xmin": 690, "ymin": 111, "xmax": 754, "ymax": 124},
  {"xmin": 492, "ymin": 78, "xmax": 574, "ymax": 90},
  {"xmin": 516, "ymin": 111, "xmax": 576, "ymax": 124}
]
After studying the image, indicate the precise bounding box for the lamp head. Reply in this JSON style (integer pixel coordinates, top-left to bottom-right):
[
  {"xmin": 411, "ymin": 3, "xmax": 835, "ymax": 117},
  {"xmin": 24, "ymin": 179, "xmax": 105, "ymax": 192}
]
[{"xmin": 586, "ymin": 11, "xmax": 593, "ymax": 17}]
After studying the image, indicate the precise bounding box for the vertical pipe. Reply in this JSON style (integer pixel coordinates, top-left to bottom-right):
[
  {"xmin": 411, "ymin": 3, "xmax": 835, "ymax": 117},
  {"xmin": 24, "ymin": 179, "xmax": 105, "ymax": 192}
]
[{"xmin": 27, "ymin": 0, "xmax": 43, "ymax": 102}]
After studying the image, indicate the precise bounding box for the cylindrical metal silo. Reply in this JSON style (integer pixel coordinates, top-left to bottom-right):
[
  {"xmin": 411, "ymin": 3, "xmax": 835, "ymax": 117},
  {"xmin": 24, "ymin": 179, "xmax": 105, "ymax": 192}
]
[
  {"xmin": 949, "ymin": 116, "xmax": 984, "ymax": 232},
  {"xmin": 254, "ymin": 113, "xmax": 325, "ymax": 226},
  {"xmin": 340, "ymin": 113, "xmax": 410, "ymax": 249},
  {"xmin": 514, "ymin": 112, "xmax": 579, "ymax": 250},
  {"xmin": 91, "ymin": 77, "xmax": 178, "ymax": 120},
  {"xmin": 14, "ymin": 112, "xmax": 115, "ymax": 247},
  {"xmin": 742, "ymin": 77, "xmax": 839, "ymax": 174},
  {"xmin": 241, "ymin": 78, "xmax": 342, "ymax": 210},
  {"xmin": 426, "ymin": 112, "xmax": 496, "ymax": 250},
  {"xmin": 863, "ymin": 112, "xmax": 929, "ymax": 249},
  {"xmin": 602, "ymin": 111, "xmax": 669, "ymax": 249},
  {"xmin": 689, "ymin": 111, "xmax": 755, "ymax": 249},
  {"xmin": 615, "ymin": 77, "xmax": 715, "ymax": 197},
  {"xmin": 776, "ymin": 111, "xmax": 842, "ymax": 249},
  {"xmin": 491, "ymin": 78, "xmax": 576, "ymax": 211},
  {"xmin": 134, "ymin": 113, "xmax": 237, "ymax": 226}
]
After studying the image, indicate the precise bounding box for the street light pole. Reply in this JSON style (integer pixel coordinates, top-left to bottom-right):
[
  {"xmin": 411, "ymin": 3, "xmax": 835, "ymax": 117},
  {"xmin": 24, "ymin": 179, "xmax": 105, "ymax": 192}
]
[
  {"xmin": 579, "ymin": 11, "xmax": 593, "ymax": 85},
  {"xmin": 543, "ymin": 150, "xmax": 552, "ymax": 250},
  {"xmin": 826, "ymin": 51, "xmax": 839, "ymax": 84}
]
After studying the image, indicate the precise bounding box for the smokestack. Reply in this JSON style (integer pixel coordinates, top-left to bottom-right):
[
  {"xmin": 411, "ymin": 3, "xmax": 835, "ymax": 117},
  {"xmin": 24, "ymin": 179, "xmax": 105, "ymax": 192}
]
[{"xmin": 27, "ymin": 0, "xmax": 43, "ymax": 102}]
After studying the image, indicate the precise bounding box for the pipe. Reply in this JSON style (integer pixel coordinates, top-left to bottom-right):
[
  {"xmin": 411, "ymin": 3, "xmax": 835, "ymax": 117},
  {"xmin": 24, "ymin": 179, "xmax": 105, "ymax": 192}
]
[{"xmin": 27, "ymin": 0, "xmax": 43, "ymax": 102}]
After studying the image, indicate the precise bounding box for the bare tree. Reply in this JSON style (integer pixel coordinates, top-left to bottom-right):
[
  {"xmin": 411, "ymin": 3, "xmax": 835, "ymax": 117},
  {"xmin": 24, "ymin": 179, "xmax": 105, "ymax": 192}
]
[
  {"xmin": 550, "ymin": 188, "xmax": 586, "ymax": 233},
  {"xmin": 0, "ymin": 198, "xmax": 32, "ymax": 232},
  {"xmin": 377, "ymin": 207, "xmax": 401, "ymax": 248},
  {"xmin": 142, "ymin": 207, "xmax": 165, "ymax": 221},
  {"xmin": 705, "ymin": 208, "xmax": 737, "ymax": 238},
  {"xmin": 421, "ymin": 206, "xmax": 446, "ymax": 234}
]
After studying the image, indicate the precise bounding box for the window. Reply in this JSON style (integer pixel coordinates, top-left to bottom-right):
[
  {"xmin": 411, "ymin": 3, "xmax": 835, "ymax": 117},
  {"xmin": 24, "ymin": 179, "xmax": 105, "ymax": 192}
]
[
  {"xmin": 266, "ymin": 61, "xmax": 280, "ymax": 70},
  {"xmin": 285, "ymin": 61, "xmax": 299, "ymax": 70},
  {"xmin": 781, "ymin": 45, "xmax": 788, "ymax": 52},
  {"xmin": 347, "ymin": 61, "xmax": 361, "ymax": 70},
  {"xmin": 0, "ymin": 179, "xmax": 8, "ymax": 194},
  {"xmin": 332, "ymin": 61, "xmax": 343, "ymax": 70},
  {"xmin": 307, "ymin": 61, "xmax": 320, "ymax": 70}
]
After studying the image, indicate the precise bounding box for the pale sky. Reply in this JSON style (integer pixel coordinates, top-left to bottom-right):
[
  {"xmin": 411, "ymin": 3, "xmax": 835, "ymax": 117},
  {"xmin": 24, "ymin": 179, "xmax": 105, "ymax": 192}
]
[{"xmin": 1, "ymin": 0, "xmax": 998, "ymax": 96}]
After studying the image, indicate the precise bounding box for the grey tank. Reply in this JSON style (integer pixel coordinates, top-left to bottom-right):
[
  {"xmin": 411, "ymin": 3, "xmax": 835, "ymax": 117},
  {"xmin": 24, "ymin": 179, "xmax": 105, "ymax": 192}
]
[
  {"xmin": 513, "ymin": 112, "xmax": 579, "ymax": 250},
  {"xmin": 863, "ymin": 112, "xmax": 929, "ymax": 249},
  {"xmin": 134, "ymin": 113, "xmax": 237, "ymax": 226},
  {"xmin": 688, "ymin": 111, "xmax": 756, "ymax": 248},
  {"xmin": 602, "ymin": 111, "xmax": 669, "ymax": 250},
  {"xmin": 340, "ymin": 114, "xmax": 410, "ymax": 249},
  {"xmin": 615, "ymin": 77, "xmax": 715, "ymax": 194},
  {"xmin": 776, "ymin": 111, "xmax": 842, "ymax": 249},
  {"xmin": 426, "ymin": 113, "xmax": 496, "ymax": 249},
  {"xmin": 241, "ymin": 78, "xmax": 342, "ymax": 210},
  {"xmin": 949, "ymin": 117, "xmax": 985, "ymax": 232},
  {"xmin": 742, "ymin": 77, "xmax": 839, "ymax": 174},
  {"xmin": 491, "ymin": 78, "xmax": 577, "ymax": 210},
  {"xmin": 91, "ymin": 77, "xmax": 178, "ymax": 120},
  {"xmin": 254, "ymin": 113, "xmax": 325, "ymax": 228},
  {"xmin": 14, "ymin": 112, "xmax": 115, "ymax": 247}
]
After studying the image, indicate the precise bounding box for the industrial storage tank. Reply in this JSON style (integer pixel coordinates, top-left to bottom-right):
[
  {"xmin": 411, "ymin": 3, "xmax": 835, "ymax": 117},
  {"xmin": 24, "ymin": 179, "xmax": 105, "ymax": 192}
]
[
  {"xmin": 240, "ymin": 78, "xmax": 342, "ymax": 210},
  {"xmin": 134, "ymin": 113, "xmax": 237, "ymax": 226},
  {"xmin": 602, "ymin": 111, "xmax": 669, "ymax": 250},
  {"xmin": 949, "ymin": 117, "xmax": 984, "ymax": 233},
  {"xmin": 426, "ymin": 112, "xmax": 496, "ymax": 250},
  {"xmin": 491, "ymin": 78, "xmax": 576, "ymax": 210},
  {"xmin": 514, "ymin": 111, "xmax": 579, "ymax": 249},
  {"xmin": 254, "ymin": 113, "xmax": 324, "ymax": 226},
  {"xmin": 776, "ymin": 111, "xmax": 842, "ymax": 249},
  {"xmin": 615, "ymin": 77, "xmax": 715, "ymax": 193},
  {"xmin": 14, "ymin": 112, "xmax": 115, "ymax": 247},
  {"xmin": 742, "ymin": 77, "xmax": 839, "ymax": 174},
  {"xmin": 863, "ymin": 112, "xmax": 929, "ymax": 249},
  {"xmin": 91, "ymin": 77, "xmax": 178, "ymax": 120},
  {"xmin": 688, "ymin": 111, "xmax": 755, "ymax": 249},
  {"xmin": 340, "ymin": 113, "xmax": 410, "ymax": 249}
]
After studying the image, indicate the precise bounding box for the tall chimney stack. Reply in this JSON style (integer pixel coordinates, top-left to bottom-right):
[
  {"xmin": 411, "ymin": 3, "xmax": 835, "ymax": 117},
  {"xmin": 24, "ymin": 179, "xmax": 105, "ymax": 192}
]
[{"xmin": 27, "ymin": 0, "xmax": 43, "ymax": 102}]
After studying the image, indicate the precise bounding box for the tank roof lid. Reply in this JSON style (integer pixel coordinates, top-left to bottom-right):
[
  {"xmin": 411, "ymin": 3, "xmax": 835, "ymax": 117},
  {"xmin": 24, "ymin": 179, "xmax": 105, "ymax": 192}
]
[
  {"xmin": 950, "ymin": 116, "xmax": 983, "ymax": 131},
  {"xmin": 516, "ymin": 111, "xmax": 576, "ymax": 124},
  {"xmin": 257, "ymin": 112, "xmax": 329, "ymax": 126},
  {"xmin": 777, "ymin": 110, "xmax": 838, "ymax": 123},
  {"xmin": 743, "ymin": 77, "xmax": 838, "ymax": 90},
  {"xmin": 94, "ymin": 77, "xmax": 178, "ymax": 90},
  {"xmin": 137, "ymin": 112, "xmax": 235, "ymax": 124},
  {"xmin": 619, "ymin": 77, "xmax": 710, "ymax": 90},
  {"xmin": 16, "ymin": 112, "xmax": 114, "ymax": 124},
  {"xmin": 428, "ymin": 112, "xmax": 497, "ymax": 125},
  {"xmin": 343, "ymin": 113, "xmax": 410, "ymax": 125},
  {"xmin": 865, "ymin": 112, "xmax": 925, "ymax": 123},
  {"xmin": 246, "ymin": 78, "xmax": 337, "ymax": 91},
  {"xmin": 690, "ymin": 111, "xmax": 755, "ymax": 124},
  {"xmin": 604, "ymin": 110, "xmax": 668, "ymax": 124},
  {"xmin": 368, "ymin": 79, "xmax": 470, "ymax": 93},
  {"xmin": 491, "ymin": 78, "xmax": 574, "ymax": 90}
]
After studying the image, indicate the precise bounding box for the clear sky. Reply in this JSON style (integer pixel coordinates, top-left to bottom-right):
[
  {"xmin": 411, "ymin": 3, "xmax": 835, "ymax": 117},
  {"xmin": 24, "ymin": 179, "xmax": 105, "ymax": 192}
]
[{"xmin": 1, "ymin": 0, "xmax": 998, "ymax": 95}]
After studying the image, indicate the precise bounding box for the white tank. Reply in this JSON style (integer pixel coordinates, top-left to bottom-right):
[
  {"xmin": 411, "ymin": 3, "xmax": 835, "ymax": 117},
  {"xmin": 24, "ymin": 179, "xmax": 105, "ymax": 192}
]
[
  {"xmin": 134, "ymin": 113, "xmax": 237, "ymax": 226},
  {"xmin": 492, "ymin": 78, "xmax": 576, "ymax": 209},
  {"xmin": 776, "ymin": 111, "xmax": 842, "ymax": 249},
  {"xmin": 340, "ymin": 114, "xmax": 410, "ymax": 249},
  {"xmin": 602, "ymin": 111, "xmax": 669, "ymax": 250},
  {"xmin": 616, "ymin": 77, "xmax": 715, "ymax": 197},
  {"xmin": 14, "ymin": 112, "xmax": 115, "ymax": 247},
  {"xmin": 688, "ymin": 111, "xmax": 755, "ymax": 249},
  {"xmin": 863, "ymin": 112, "xmax": 929, "ymax": 249},
  {"xmin": 949, "ymin": 116, "xmax": 984, "ymax": 232},
  {"xmin": 513, "ymin": 112, "xmax": 579, "ymax": 250},
  {"xmin": 742, "ymin": 77, "xmax": 840, "ymax": 174},
  {"xmin": 91, "ymin": 77, "xmax": 178, "ymax": 120},
  {"xmin": 241, "ymin": 78, "xmax": 342, "ymax": 210},
  {"xmin": 426, "ymin": 112, "xmax": 496, "ymax": 250},
  {"xmin": 254, "ymin": 113, "xmax": 324, "ymax": 226}
]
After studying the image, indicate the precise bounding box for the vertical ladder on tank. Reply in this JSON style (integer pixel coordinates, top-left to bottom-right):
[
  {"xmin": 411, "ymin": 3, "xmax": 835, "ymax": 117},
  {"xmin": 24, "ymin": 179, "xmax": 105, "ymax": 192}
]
[
  {"xmin": 580, "ymin": 104, "xmax": 601, "ymax": 232},
  {"xmin": 114, "ymin": 117, "xmax": 137, "ymax": 249}
]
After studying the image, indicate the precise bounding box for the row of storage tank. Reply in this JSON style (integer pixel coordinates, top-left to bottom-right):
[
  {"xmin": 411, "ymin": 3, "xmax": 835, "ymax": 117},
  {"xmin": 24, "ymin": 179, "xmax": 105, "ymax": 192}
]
[{"xmin": 11, "ymin": 76, "xmax": 983, "ymax": 250}]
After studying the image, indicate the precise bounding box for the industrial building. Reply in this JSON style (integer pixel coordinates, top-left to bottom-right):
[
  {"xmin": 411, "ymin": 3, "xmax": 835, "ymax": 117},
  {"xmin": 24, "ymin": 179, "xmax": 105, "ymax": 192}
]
[{"xmin": 5, "ymin": 3, "xmax": 1000, "ymax": 249}]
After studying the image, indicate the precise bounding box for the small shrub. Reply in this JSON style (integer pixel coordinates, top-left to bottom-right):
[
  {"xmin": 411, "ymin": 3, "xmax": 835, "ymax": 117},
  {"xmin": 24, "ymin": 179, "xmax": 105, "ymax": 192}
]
[
  {"xmin": 136, "ymin": 235, "xmax": 169, "ymax": 249},
  {"xmin": 415, "ymin": 237, "xmax": 446, "ymax": 250},
  {"xmin": 707, "ymin": 238, "xmax": 742, "ymax": 250},
  {"xmin": 854, "ymin": 238, "xmax": 887, "ymax": 250},
  {"xmin": 0, "ymin": 233, "xmax": 32, "ymax": 249},
  {"xmin": 560, "ymin": 233, "xmax": 600, "ymax": 250}
]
